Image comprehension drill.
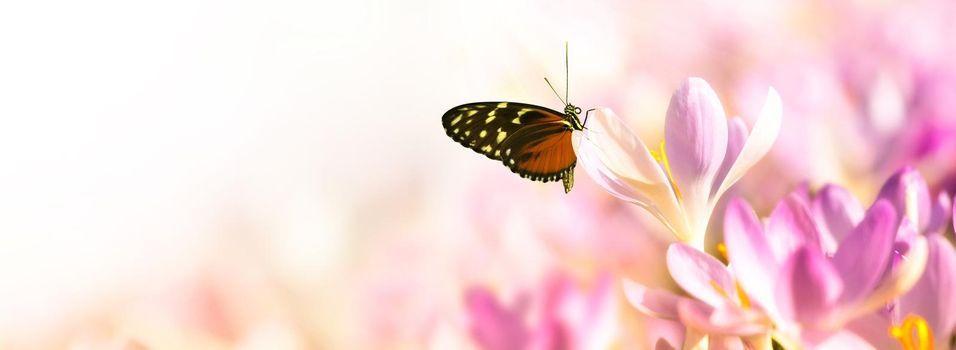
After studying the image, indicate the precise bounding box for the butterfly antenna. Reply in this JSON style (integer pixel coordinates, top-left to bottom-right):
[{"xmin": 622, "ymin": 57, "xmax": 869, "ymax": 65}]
[
  {"xmin": 565, "ymin": 41, "xmax": 570, "ymax": 105},
  {"xmin": 544, "ymin": 77, "xmax": 567, "ymax": 106}
]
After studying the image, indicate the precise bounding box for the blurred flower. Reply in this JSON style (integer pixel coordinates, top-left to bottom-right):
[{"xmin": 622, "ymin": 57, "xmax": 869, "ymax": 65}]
[
  {"xmin": 722, "ymin": 193, "xmax": 928, "ymax": 348},
  {"xmin": 622, "ymin": 243, "xmax": 773, "ymax": 350},
  {"xmin": 573, "ymin": 77, "xmax": 782, "ymax": 248},
  {"xmin": 464, "ymin": 273, "xmax": 617, "ymax": 350},
  {"xmin": 874, "ymin": 166, "xmax": 952, "ymax": 235}
]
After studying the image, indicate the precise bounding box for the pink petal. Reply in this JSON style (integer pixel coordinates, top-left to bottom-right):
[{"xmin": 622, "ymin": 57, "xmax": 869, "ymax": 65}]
[
  {"xmin": 676, "ymin": 299, "xmax": 769, "ymax": 336},
  {"xmin": 832, "ymin": 200, "xmax": 897, "ymax": 304},
  {"xmin": 464, "ymin": 288, "xmax": 530, "ymax": 350},
  {"xmin": 767, "ymin": 193, "xmax": 823, "ymax": 260},
  {"xmin": 900, "ymin": 234, "xmax": 956, "ymax": 337},
  {"xmin": 654, "ymin": 339, "xmax": 678, "ymax": 350},
  {"xmin": 550, "ymin": 273, "xmax": 618, "ymax": 350},
  {"xmin": 707, "ymin": 334, "xmax": 745, "ymax": 350},
  {"xmin": 723, "ymin": 198, "xmax": 778, "ymax": 317},
  {"xmin": 712, "ymin": 87, "xmax": 782, "ymax": 200},
  {"xmin": 812, "ymin": 184, "xmax": 864, "ymax": 253},
  {"xmin": 845, "ymin": 313, "xmax": 898, "ymax": 350},
  {"xmin": 621, "ymin": 279, "xmax": 680, "ymax": 320},
  {"xmin": 845, "ymin": 235, "xmax": 929, "ymax": 324},
  {"xmin": 926, "ymin": 192, "xmax": 952, "ymax": 235},
  {"xmin": 875, "ymin": 166, "xmax": 932, "ymax": 232},
  {"xmin": 664, "ymin": 78, "xmax": 728, "ymax": 232},
  {"xmin": 711, "ymin": 118, "xmax": 748, "ymax": 197},
  {"xmin": 807, "ymin": 330, "xmax": 878, "ymax": 350},
  {"xmin": 775, "ymin": 246, "xmax": 843, "ymax": 325},
  {"xmin": 666, "ymin": 243, "xmax": 735, "ymax": 307}
]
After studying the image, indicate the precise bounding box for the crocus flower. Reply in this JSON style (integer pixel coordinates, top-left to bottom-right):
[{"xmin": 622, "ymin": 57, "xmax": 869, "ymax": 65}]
[
  {"xmin": 838, "ymin": 169, "xmax": 956, "ymax": 349},
  {"xmin": 622, "ymin": 243, "xmax": 774, "ymax": 350},
  {"xmin": 465, "ymin": 273, "xmax": 617, "ymax": 350},
  {"xmin": 573, "ymin": 77, "xmax": 782, "ymax": 248},
  {"xmin": 723, "ymin": 195, "xmax": 929, "ymax": 348},
  {"xmin": 873, "ymin": 166, "xmax": 952, "ymax": 235}
]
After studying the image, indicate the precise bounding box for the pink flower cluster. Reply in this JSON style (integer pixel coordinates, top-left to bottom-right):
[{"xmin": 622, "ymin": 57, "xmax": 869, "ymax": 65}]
[{"xmin": 465, "ymin": 78, "xmax": 956, "ymax": 350}]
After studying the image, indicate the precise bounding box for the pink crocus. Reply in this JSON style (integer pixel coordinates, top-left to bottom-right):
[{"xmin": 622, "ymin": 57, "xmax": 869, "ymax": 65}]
[
  {"xmin": 723, "ymin": 195, "xmax": 929, "ymax": 348},
  {"xmin": 464, "ymin": 273, "xmax": 617, "ymax": 350},
  {"xmin": 573, "ymin": 77, "xmax": 782, "ymax": 248},
  {"xmin": 873, "ymin": 166, "xmax": 952, "ymax": 235},
  {"xmin": 839, "ymin": 168, "xmax": 956, "ymax": 349},
  {"xmin": 622, "ymin": 243, "xmax": 774, "ymax": 350}
]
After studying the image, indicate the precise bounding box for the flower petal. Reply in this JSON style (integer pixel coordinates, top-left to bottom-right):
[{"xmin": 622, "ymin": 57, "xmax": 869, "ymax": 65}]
[
  {"xmin": 707, "ymin": 334, "xmax": 745, "ymax": 350},
  {"xmin": 723, "ymin": 198, "xmax": 779, "ymax": 318},
  {"xmin": 767, "ymin": 193, "xmax": 823, "ymax": 260},
  {"xmin": 900, "ymin": 234, "xmax": 956, "ymax": 337},
  {"xmin": 875, "ymin": 167, "xmax": 932, "ymax": 232},
  {"xmin": 676, "ymin": 299, "xmax": 770, "ymax": 336},
  {"xmin": 926, "ymin": 192, "xmax": 952, "ymax": 235},
  {"xmin": 807, "ymin": 330, "xmax": 878, "ymax": 350},
  {"xmin": 667, "ymin": 243, "xmax": 735, "ymax": 307},
  {"xmin": 464, "ymin": 287, "xmax": 530, "ymax": 349},
  {"xmin": 812, "ymin": 184, "xmax": 864, "ymax": 253},
  {"xmin": 713, "ymin": 87, "xmax": 782, "ymax": 201},
  {"xmin": 711, "ymin": 118, "xmax": 748, "ymax": 198},
  {"xmin": 622, "ymin": 279, "xmax": 680, "ymax": 320},
  {"xmin": 664, "ymin": 78, "xmax": 728, "ymax": 236},
  {"xmin": 572, "ymin": 109, "xmax": 689, "ymax": 236},
  {"xmin": 838, "ymin": 236, "xmax": 929, "ymax": 325},
  {"xmin": 775, "ymin": 246, "xmax": 843, "ymax": 325},
  {"xmin": 832, "ymin": 200, "xmax": 897, "ymax": 304},
  {"xmin": 845, "ymin": 313, "xmax": 898, "ymax": 350},
  {"xmin": 654, "ymin": 338, "xmax": 678, "ymax": 350}
]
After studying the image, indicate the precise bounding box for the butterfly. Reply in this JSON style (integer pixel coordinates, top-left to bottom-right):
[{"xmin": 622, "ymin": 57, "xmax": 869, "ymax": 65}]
[{"xmin": 441, "ymin": 45, "xmax": 589, "ymax": 193}]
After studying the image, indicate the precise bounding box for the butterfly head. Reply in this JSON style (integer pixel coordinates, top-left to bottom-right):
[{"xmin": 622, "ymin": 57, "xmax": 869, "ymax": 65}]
[{"xmin": 564, "ymin": 104, "xmax": 584, "ymax": 131}]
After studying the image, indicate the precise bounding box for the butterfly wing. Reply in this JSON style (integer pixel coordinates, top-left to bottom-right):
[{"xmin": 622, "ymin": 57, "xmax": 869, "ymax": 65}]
[
  {"xmin": 442, "ymin": 102, "xmax": 564, "ymax": 160},
  {"xmin": 499, "ymin": 120, "xmax": 576, "ymax": 192},
  {"xmin": 442, "ymin": 102, "xmax": 577, "ymax": 192}
]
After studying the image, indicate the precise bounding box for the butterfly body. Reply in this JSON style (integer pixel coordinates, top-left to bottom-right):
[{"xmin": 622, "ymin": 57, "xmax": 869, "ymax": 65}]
[{"xmin": 442, "ymin": 101, "xmax": 583, "ymax": 193}]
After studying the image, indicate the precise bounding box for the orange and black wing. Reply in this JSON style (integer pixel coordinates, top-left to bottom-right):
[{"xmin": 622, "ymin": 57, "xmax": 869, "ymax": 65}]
[
  {"xmin": 499, "ymin": 120, "xmax": 576, "ymax": 192},
  {"xmin": 441, "ymin": 102, "xmax": 577, "ymax": 192}
]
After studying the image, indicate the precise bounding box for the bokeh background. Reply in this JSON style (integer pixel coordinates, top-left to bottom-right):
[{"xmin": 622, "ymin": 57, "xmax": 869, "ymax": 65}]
[{"xmin": 2, "ymin": 0, "xmax": 955, "ymax": 348}]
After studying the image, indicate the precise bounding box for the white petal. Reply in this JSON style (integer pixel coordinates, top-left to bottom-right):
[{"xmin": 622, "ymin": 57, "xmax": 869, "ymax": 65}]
[
  {"xmin": 573, "ymin": 108, "xmax": 689, "ymax": 237},
  {"xmin": 713, "ymin": 87, "xmax": 782, "ymax": 201}
]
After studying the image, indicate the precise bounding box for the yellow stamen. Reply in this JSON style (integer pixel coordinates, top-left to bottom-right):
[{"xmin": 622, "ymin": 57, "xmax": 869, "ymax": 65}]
[
  {"xmin": 709, "ymin": 280, "xmax": 730, "ymax": 299},
  {"xmin": 716, "ymin": 243, "xmax": 729, "ymax": 262},
  {"xmin": 735, "ymin": 281, "xmax": 751, "ymax": 309},
  {"xmin": 649, "ymin": 148, "xmax": 661, "ymax": 162},
  {"xmin": 657, "ymin": 140, "xmax": 683, "ymax": 202},
  {"xmin": 890, "ymin": 314, "xmax": 934, "ymax": 350}
]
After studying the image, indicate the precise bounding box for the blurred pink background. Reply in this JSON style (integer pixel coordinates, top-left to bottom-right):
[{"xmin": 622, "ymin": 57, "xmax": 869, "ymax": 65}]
[{"xmin": 1, "ymin": 0, "xmax": 954, "ymax": 348}]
